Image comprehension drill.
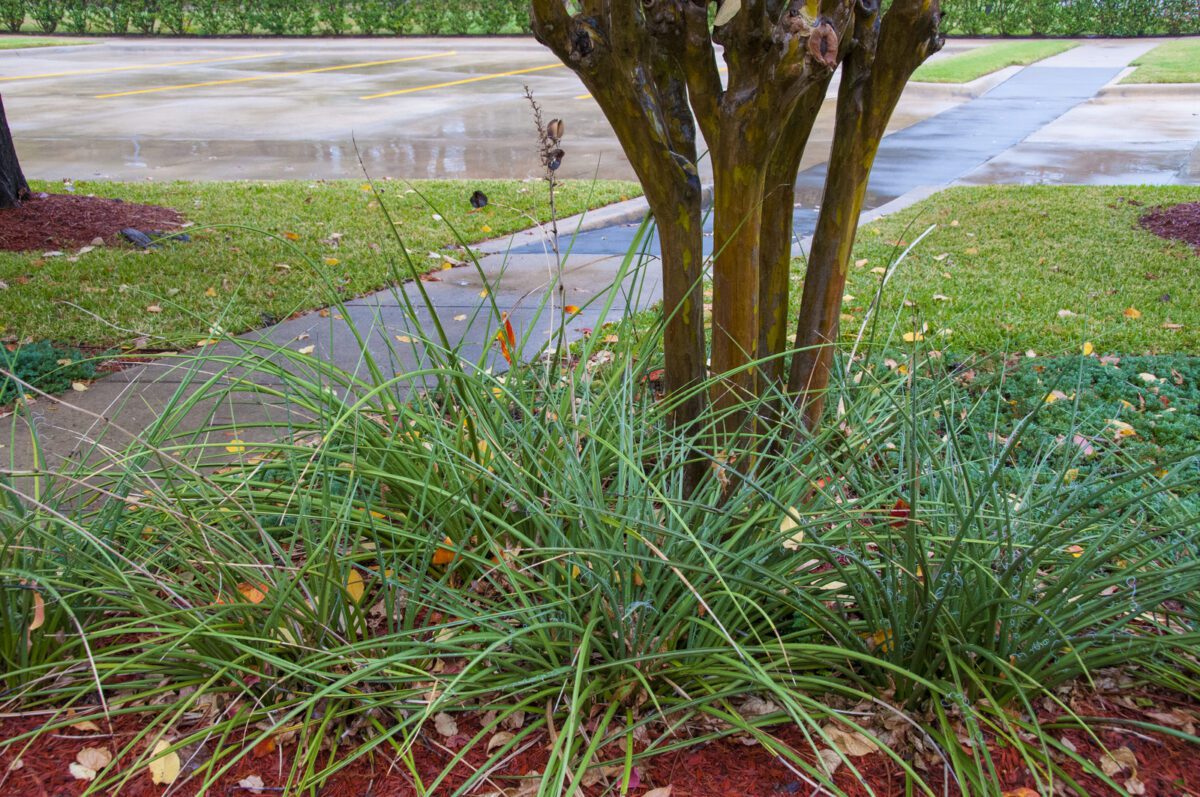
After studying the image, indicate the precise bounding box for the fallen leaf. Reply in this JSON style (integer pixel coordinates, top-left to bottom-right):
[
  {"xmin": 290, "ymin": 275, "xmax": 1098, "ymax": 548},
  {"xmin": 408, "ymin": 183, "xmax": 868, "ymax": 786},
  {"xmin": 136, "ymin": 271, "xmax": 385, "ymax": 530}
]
[
  {"xmin": 1001, "ymin": 789, "xmax": 1040, "ymax": 797},
  {"xmin": 238, "ymin": 775, "xmax": 266, "ymax": 794},
  {"xmin": 395, "ymin": 335, "xmax": 414, "ymax": 344},
  {"xmin": 564, "ymin": 305, "xmax": 580, "ymax": 315},
  {"xmin": 1100, "ymin": 746, "xmax": 1136, "ymax": 777},
  {"xmin": 1125, "ymin": 775, "xmax": 1146, "ymax": 795},
  {"xmin": 964, "ymin": 246, "xmax": 979, "ymax": 255},
  {"xmin": 870, "ymin": 266, "xmax": 887, "ymax": 275},
  {"xmin": 1162, "ymin": 322, "xmax": 1183, "ymax": 330},
  {"xmin": 432, "ymin": 536, "xmax": 456, "ymax": 566},
  {"xmin": 205, "ymin": 287, "xmax": 218, "ymax": 297},
  {"xmin": 817, "ymin": 748, "xmax": 843, "ymax": 776},
  {"xmin": 1082, "ymin": 341, "xmax": 1094, "ymax": 356},
  {"xmin": 433, "ymin": 712, "xmax": 458, "ymax": 738},
  {"xmin": 902, "ymin": 331, "xmax": 923, "ymax": 343},
  {"xmin": 1107, "ymin": 419, "xmax": 1136, "ymax": 438},
  {"xmin": 823, "ymin": 724, "xmax": 877, "ymax": 757},
  {"xmin": 283, "ymin": 231, "xmax": 301, "ymax": 241},
  {"xmin": 1057, "ymin": 308, "xmax": 1076, "ymax": 319},
  {"xmin": 146, "ymin": 304, "xmax": 163, "ymax": 314},
  {"xmin": 298, "ymin": 345, "xmax": 316, "ymax": 355},
  {"xmin": 453, "ymin": 314, "xmax": 467, "ymax": 322},
  {"xmin": 76, "ymin": 747, "xmax": 112, "ymax": 773},
  {"xmin": 780, "ymin": 510, "xmax": 805, "ymax": 550},
  {"xmin": 1065, "ymin": 544, "xmax": 1085, "ymax": 558},
  {"xmin": 71, "ymin": 381, "xmax": 88, "ymax": 392},
  {"xmin": 933, "ymin": 252, "xmax": 950, "ymax": 261},
  {"xmin": 1123, "ymin": 307, "xmax": 1142, "ymax": 320},
  {"xmin": 324, "ymin": 257, "xmax": 340, "ymax": 266},
  {"xmin": 148, "ymin": 739, "xmax": 181, "ymax": 785},
  {"xmin": 237, "ymin": 582, "xmax": 268, "ymax": 604},
  {"xmin": 480, "ymin": 224, "xmax": 492, "ymax": 233},
  {"xmin": 28, "ymin": 591, "xmax": 45, "ymax": 633},
  {"xmin": 71, "ymin": 720, "xmax": 102, "ymax": 732},
  {"xmin": 69, "ymin": 762, "xmax": 98, "ymax": 781},
  {"xmin": 226, "ymin": 440, "xmax": 247, "ymax": 454},
  {"xmin": 346, "ymin": 569, "xmax": 365, "ymax": 603},
  {"xmin": 486, "ymin": 731, "xmax": 515, "ymax": 753},
  {"xmin": 932, "ymin": 294, "xmax": 951, "ymax": 301},
  {"xmin": 855, "ymin": 258, "xmax": 869, "ymax": 268},
  {"xmin": 1137, "ymin": 372, "xmax": 1157, "ymax": 383},
  {"xmin": 644, "ymin": 788, "xmax": 673, "ymax": 797}
]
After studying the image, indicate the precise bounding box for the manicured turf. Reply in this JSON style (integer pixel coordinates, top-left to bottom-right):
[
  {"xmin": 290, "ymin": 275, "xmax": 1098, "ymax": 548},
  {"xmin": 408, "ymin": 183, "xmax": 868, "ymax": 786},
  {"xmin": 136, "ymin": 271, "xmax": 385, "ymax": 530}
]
[
  {"xmin": 1123, "ymin": 39, "xmax": 1200, "ymax": 83},
  {"xmin": 821, "ymin": 185, "xmax": 1200, "ymax": 355},
  {"xmin": 0, "ymin": 36, "xmax": 94, "ymax": 49},
  {"xmin": 0, "ymin": 179, "xmax": 639, "ymax": 349},
  {"xmin": 912, "ymin": 40, "xmax": 1077, "ymax": 83}
]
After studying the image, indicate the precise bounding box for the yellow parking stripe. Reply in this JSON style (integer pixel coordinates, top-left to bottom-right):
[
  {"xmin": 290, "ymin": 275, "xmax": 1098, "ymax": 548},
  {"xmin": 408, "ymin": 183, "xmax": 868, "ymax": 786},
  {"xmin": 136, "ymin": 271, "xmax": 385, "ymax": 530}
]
[
  {"xmin": 361, "ymin": 63, "xmax": 565, "ymax": 100},
  {"xmin": 95, "ymin": 51, "xmax": 456, "ymax": 99},
  {"xmin": 0, "ymin": 52, "xmax": 284, "ymax": 82}
]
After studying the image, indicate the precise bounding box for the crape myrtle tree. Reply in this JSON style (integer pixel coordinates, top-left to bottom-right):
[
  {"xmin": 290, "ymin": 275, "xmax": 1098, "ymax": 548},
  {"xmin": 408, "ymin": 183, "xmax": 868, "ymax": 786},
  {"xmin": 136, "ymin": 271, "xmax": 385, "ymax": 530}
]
[
  {"xmin": 0, "ymin": 94, "xmax": 31, "ymax": 209},
  {"xmin": 530, "ymin": 0, "xmax": 944, "ymax": 432}
]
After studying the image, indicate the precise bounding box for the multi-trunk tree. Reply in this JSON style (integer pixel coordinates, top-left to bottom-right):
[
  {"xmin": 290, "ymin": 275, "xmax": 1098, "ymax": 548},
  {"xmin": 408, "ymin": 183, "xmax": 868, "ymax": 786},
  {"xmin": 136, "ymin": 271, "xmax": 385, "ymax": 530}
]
[
  {"xmin": 530, "ymin": 0, "xmax": 944, "ymax": 432},
  {"xmin": 0, "ymin": 94, "xmax": 31, "ymax": 209}
]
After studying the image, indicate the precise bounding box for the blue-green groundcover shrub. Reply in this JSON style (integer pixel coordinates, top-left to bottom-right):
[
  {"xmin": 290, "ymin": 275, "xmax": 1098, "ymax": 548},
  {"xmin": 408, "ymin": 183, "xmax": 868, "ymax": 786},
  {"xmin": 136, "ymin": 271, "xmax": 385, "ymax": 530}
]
[{"xmin": 0, "ymin": 342, "xmax": 98, "ymax": 406}]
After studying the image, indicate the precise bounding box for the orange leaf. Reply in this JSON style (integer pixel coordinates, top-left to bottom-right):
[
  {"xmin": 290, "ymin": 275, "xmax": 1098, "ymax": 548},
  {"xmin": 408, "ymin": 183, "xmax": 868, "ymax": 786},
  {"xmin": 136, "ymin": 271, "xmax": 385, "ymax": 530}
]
[
  {"xmin": 495, "ymin": 330, "xmax": 513, "ymax": 365},
  {"xmin": 1002, "ymin": 790, "xmax": 1040, "ymax": 797},
  {"xmin": 432, "ymin": 537, "xmax": 456, "ymax": 566},
  {"xmin": 501, "ymin": 312, "xmax": 516, "ymax": 346},
  {"xmin": 564, "ymin": 305, "xmax": 580, "ymax": 315},
  {"xmin": 237, "ymin": 582, "xmax": 268, "ymax": 604},
  {"xmin": 889, "ymin": 498, "xmax": 911, "ymax": 528},
  {"xmin": 1123, "ymin": 306, "xmax": 1142, "ymax": 320}
]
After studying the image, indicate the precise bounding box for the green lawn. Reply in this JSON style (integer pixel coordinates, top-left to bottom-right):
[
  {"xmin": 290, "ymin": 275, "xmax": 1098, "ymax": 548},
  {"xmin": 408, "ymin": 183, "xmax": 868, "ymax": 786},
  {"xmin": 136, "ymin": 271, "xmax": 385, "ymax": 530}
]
[
  {"xmin": 912, "ymin": 40, "xmax": 1077, "ymax": 83},
  {"xmin": 822, "ymin": 185, "xmax": 1200, "ymax": 355},
  {"xmin": 0, "ymin": 179, "xmax": 639, "ymax": 349},
  {"xmin": 0, "ymin": 36, "xmax": 94, "ymax": 49},
  {"xmin": 1123, "ymin": 38, "xmax": 1200, "ymax": 83}
]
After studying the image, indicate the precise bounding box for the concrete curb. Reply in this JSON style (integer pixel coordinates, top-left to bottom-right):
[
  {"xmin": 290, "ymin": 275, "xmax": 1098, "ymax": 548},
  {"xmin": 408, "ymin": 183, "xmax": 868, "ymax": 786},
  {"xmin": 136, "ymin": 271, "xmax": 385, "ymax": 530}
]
[
  {"xmin": 1098, "ymin": 79, "xmax": 1200, "ymax": 98},
  {"xmin": 908, "ymin": 65, "xmax": 1024, "ymax": 99}
]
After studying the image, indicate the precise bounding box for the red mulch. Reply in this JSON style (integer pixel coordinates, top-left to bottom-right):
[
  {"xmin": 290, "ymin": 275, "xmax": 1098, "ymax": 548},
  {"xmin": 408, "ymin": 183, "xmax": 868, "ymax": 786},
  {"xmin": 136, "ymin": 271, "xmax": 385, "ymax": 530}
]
[
  {"xmin": 1140, "ymin": 201, "xmax": 1200, "ymax": 252},
  {"xmin": 2, "ymin": 692, "xmax": 1197, "ymax": 796},
  {"xmin": 0, "ymin": 193, "xmax": 184, "ymax": 252}
]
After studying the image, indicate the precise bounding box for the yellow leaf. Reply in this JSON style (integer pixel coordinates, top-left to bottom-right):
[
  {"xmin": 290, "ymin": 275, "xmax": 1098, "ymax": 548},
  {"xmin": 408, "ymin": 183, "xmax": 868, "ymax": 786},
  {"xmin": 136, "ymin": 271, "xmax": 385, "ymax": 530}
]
[
  {"xmin": 148, "ymin": 739, "xmax": 181, "ymax": 785},
  {"xmin": 1123, "ymin": 307, "xmax": 1142, "ymax": 320},
  {"xmin": 205, "ymin": 287, "xmax": 217, "ymax": 298},
  {"xmin": 780, "ymin": 509, "xmax": 805, "ymax": 550},
  {"xmin": 197, "ymin": 338, "xmax": 219, "ymax": 347},
  {"xmin": 870, "ymin": 266, "xmax": 887, "ymax": 275},
  {"xmin": 1065, "ymin": 544, "xmax": 1085, "ymax": 558},
  {"xmin": 395, "ymin": 335, "xmax": 414, "ymax": 344},
  {"xmin": 1107, "ymin": 419, "xmax": 1136, "ymax": 437},
  {"xmin": 298, "ymin": 345, "xmax": 315, "ymax": 355},
  {"xmin": 480, "ymin": 225, "xmax": 492, "ymax": 233},
  {"xmin": 225, "ymin": 439, "xmax": 247, "ymax": 453},
  {"xmin": 324, "ymin": 257, "xmax": 340, "ymax": 266},
  {"xmin": 1064, "ymin": 468, "xmax": 1079, "ymax": 483},
  {"xmin": 346, "ymin": 570, "xmax": 365, "ymax": 603},
  {"xmin": 71, "ymin": 381, "xmax": 89, "ymax": 392},
  {"xmin": 283, "ymin": 231, "xmax": 301, "ymax": 241},
  {"xmin": 479, "ymin": 289, "xmax": 489, "ymax": 299},
  {"xmin": 359, "ymin": 184, "xmax": 372, "ymax": 192},
  {"xmin": 902, "ymin": 332, "xmax": 924, "ymax": 343},
  {"xmin": 1082, "ymin": 341, "xmax": 1094, "ymax": 356}
]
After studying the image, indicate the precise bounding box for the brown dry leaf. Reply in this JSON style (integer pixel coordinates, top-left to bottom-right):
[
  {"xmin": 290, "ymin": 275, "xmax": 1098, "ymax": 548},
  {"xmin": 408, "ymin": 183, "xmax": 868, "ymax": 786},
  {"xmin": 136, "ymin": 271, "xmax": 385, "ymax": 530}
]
[
  {"xmin": 6, "ymin": 759, "xmax": 22, "ymax": 772},
  {"xmin": 823, "ymin": 724, "xmax": 877, "ymax": 757},
  {"xmin": 738, "ymin": 695, "xmax": 781, "ymax": 718},
  {"xmin": 644, "ymin": 788, "xmax": 673, "ymax": 797},
  {"xmin": 1100, "ymin": 746, "xmax": 1137, "ymax": 777},
  {"xmin": 146, "ymin": 304, "xmax": 163, "ymax": 314},
  {"xmin": 28, "ymin": 591, "xmax": 45, "ymax": 632},
  {"xmin": 148, "ymin": 739, "xmax": 181, "ymax": 785},
  {"xmin": 77, "ymin": 747, "xmax": 112, "ymax": 770},
  {"xmin": 502, "ymin": 710, "xmax": 526, "ymax": 731},
  {"xmin": 69, "ymin": 763, "xmax": 99, "ymax": 781},
  {"xmin": 1125, "ymin": 775, "xmax": 1146, "ymax": 795},
  {"xmin": 486, "ymin": 731, "xmax": 515, "ymax": 754},
  {"xmin": 433, "ymin": 712, "xmax": 458, "ymax": 738},
  {"xmin": 239, "ymin": 774, "xmax": 266, "ymax": 794},
  {"xmin": 1162, "ymin": 322, "xmax": 1183, "ymax": 330},
  {"xmin": 817, "ymin": 748, "xmax": 843, "ymax": 776},
  {"xmin": 1001, "ymin": 790, "xmax": 1040, "ymax": 797},
  {"xmin": 71, "ymin": 720, "xmax": 102, "ymax": 732}
]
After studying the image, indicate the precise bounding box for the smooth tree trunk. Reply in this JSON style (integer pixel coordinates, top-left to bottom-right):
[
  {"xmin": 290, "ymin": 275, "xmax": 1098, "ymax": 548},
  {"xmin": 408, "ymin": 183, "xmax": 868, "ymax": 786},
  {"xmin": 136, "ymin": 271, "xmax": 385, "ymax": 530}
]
[{"xmin": 0, "ymin": 94, "xmax": 30, "ymax": 209}]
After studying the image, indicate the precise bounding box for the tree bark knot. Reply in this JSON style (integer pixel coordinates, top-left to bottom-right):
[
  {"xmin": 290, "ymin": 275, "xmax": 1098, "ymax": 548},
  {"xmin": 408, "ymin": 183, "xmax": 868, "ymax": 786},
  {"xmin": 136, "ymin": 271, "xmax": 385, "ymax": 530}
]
[{"xmin": 807, "ymin": 21, "xmax": 840, "ymax": 69}]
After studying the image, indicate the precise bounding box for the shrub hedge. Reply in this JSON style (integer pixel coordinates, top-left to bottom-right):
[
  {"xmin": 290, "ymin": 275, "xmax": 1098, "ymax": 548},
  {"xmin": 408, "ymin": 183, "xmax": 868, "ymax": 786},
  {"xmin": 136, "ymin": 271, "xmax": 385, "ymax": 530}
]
[{"xmin": 1, "ymin": 0, "xmax": 1194, "ymax": 36}]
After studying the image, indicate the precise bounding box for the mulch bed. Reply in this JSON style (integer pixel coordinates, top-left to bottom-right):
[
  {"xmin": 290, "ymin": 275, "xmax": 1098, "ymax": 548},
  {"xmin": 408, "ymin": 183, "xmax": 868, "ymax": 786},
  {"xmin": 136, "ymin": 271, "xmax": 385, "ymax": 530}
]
[
  {"xmin": 1, "ymin": 692, "xmax": 1196, "ymax": 796},
  {"xmin": 1140, "ymin": 201, "xmax": 1200, "ymax": 252},
  {"xmin": 0, "ymin": 193, "xmax": 184, "ymax": 252}
]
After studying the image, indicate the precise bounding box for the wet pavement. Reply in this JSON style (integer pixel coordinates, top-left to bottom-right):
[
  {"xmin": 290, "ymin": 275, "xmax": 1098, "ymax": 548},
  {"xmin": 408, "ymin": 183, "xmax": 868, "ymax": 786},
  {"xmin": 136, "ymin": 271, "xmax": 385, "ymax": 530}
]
[{"xmin": 2, "ymin": 36, "xmax": 983, "ymax": 183}]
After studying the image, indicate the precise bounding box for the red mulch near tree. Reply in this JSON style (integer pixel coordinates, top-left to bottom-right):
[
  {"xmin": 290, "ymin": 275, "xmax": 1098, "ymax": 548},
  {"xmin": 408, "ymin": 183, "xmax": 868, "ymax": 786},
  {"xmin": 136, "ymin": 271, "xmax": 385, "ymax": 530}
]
[
  {"xmin": 1140, "ymin": 201, "xmax": 1200, "ymax": 252},
  {"xmin": 2, "ymin": 692, "xmax": 1197, "ymax": 796},
  {"xmin": 0, "ymin": 193, "xmax": 184, "ymax": 252}
]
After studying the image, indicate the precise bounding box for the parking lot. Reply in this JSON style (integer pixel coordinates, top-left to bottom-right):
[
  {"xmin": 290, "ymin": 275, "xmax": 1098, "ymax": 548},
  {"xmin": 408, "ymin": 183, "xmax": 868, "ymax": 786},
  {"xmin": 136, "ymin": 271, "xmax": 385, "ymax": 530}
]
[{"xmin": 1, "ymin": 36, "xmax": 978, "ymax": 182}]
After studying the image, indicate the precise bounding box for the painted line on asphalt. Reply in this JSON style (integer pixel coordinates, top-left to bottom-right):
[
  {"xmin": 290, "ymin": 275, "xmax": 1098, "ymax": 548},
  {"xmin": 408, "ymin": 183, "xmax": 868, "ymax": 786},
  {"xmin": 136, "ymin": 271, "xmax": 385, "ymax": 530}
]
[
  {"xmin": 361, "ymin": 63, "xmax": 565, "ymax": 100},
  {"xmin": 0, "ymin": 52, "xmax": 285, "ymax": 82},
  {"xmin": 95, "ymin": 51, "xmax": 457, "ymax": 99}
]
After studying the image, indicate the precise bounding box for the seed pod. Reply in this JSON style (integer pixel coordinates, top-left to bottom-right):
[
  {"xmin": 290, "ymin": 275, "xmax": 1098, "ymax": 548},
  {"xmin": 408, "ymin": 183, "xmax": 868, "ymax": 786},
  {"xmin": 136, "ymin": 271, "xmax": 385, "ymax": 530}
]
[{"xmin": 546, "ymin": 118, "xmax": 565, "ymax": 141}]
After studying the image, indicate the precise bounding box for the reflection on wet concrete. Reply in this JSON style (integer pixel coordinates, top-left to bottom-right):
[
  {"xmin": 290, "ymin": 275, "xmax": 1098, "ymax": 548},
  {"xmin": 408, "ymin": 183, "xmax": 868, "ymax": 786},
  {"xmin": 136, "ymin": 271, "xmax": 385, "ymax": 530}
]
[{"xmin": 961, "ymin": 143, "xmax": 1200, "ymax": 186}]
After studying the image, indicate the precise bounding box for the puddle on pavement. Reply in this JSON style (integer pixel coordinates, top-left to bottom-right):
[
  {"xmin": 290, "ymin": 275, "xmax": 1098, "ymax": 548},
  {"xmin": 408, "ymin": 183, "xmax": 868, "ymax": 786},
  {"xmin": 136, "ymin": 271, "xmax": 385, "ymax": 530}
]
[{"xmin": 960, "ymin": 144, "xmax": 1197, "ymax": 186}]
